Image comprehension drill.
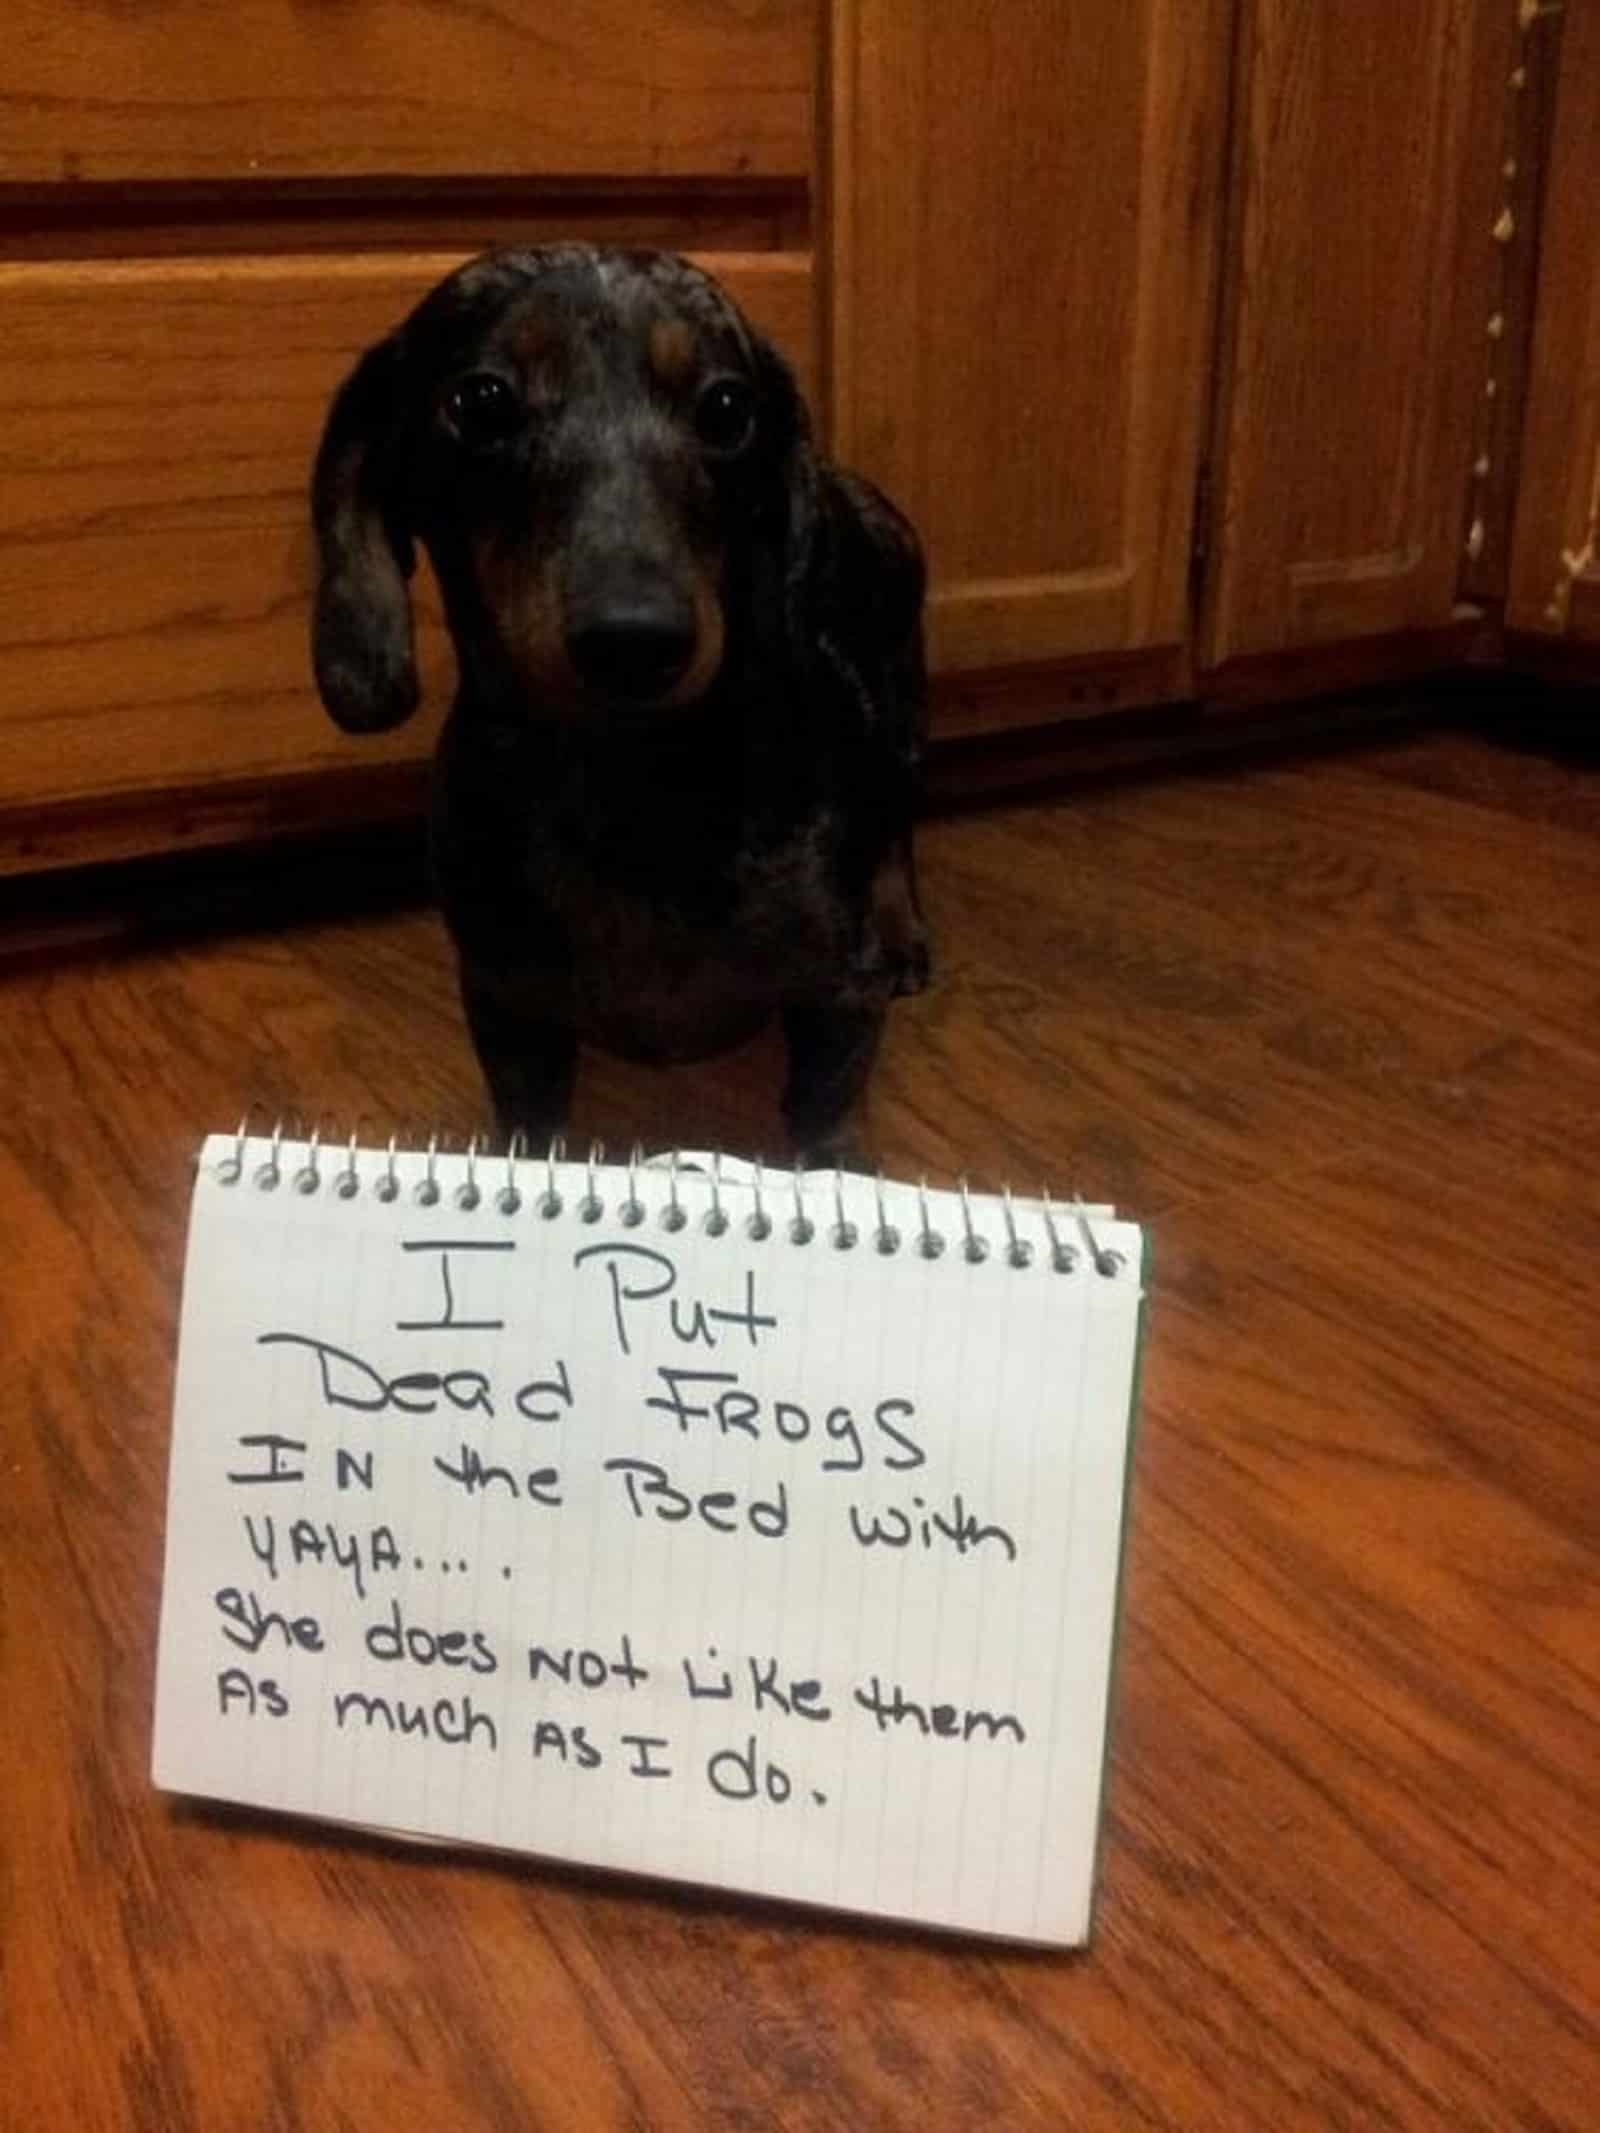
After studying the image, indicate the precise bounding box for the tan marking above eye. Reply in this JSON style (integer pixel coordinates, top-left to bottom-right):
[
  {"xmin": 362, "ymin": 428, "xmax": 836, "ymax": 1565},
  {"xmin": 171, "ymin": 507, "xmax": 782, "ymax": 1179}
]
[
  {"xmin": 648, "ymin": 319, "xmax": 698, "ymax": 389},
  {"xmin": 507, "ymin": 315, "xmax": 555, "ymax": 362},
  {"xmin": 505, "ymin": 315, "xmax": 567, "ymax": 403}
]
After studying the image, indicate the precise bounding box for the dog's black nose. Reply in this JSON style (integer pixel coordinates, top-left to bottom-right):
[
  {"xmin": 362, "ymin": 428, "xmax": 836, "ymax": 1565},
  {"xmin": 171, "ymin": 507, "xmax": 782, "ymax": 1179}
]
[{"xmin": 565, "ymin": 599, "xmax": 697, "ymax": 702}]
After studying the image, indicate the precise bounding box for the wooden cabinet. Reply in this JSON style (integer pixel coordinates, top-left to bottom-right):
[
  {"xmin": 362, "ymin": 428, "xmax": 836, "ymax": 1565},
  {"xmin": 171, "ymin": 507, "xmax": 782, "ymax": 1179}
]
[
  {"xmin": 1508, "ymin": 0, "xmax": 1600, "ymax": 651},
  {"xmin": 0, "ymin": 0, "xmax": 1595, "ymax": 875},
  {"xmin": 1201, "ymin": 0, "xmax": 1516, "ymax": 667},
  {"xmin": 823, "ymin": 0, "xmax": 1231, "ymax": 682}
]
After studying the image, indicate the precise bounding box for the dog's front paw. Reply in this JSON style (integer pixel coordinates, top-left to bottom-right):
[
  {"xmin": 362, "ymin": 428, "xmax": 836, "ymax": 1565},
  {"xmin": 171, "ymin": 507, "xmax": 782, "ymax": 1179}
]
[
  {"xmin": 792, "ymin": 1122, "xmax": 873, "ymax": 1175},
  {"xmin": 871, "ymin": 855, "xmax": 932, "ymax": 998},
  {"xmin": 887, "ymin": 924, "xmax": 933, "ymax": 998}
]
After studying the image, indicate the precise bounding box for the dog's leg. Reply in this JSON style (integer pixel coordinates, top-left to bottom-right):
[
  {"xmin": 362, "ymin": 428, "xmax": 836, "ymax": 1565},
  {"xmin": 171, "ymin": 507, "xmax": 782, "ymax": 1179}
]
[
  {"xmin": 872, "ymin": 838, "xmax": 932, "ymax": 997},
  {"xmin": 460, "ymin": 970, "xmax": 577, "ymax": 1140},
  {"xmin": 781, "ymin": 991, "xmax": 889, "ymax": 1168}
]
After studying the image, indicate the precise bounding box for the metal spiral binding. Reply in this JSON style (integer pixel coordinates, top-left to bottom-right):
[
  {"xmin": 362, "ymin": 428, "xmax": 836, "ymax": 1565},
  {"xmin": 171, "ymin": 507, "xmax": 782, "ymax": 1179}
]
[{"xmin": 211, "ymin": 1113, "xmax": 1127, "ymax": 1277}]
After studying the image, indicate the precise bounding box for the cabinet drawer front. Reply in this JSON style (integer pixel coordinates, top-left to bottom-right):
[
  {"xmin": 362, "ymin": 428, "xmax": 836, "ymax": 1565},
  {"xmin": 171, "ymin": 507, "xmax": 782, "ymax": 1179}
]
[
  {"xmin": 0, "ymin": 252, "xmax": 814, "ymax": 820},
  {"xmin": 2, "ymin": 2, "xmax": 814, "ymax": 184}
]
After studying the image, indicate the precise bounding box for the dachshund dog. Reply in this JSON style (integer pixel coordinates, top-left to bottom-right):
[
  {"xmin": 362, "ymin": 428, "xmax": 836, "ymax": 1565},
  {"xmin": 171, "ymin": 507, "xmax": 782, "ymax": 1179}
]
[{"xmin": 310, "ymin": 245, "xmax": 928, "ymax": 1155}]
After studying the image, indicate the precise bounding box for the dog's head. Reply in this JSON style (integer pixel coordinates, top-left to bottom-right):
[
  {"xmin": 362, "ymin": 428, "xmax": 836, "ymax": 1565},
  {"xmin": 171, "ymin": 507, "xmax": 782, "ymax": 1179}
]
[{"xmin": 310, "ymin": 245, "xmax": 819, "ymax": 733}]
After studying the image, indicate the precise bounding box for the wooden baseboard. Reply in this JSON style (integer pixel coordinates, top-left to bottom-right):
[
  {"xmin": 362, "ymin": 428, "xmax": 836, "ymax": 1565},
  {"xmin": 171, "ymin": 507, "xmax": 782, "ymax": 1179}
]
[
  {"xmin": 929, "ymin": 648, "xmax": 1192, "ymax": 742},
  {"xmin": 0, "ymin": 762, "xmax": 430, "ymax": 879},
  {"xmin": 0, "ymin": 781, "xmax": 432, "ymax": 966},
  {"xmin": 1198, "ymin": 611, "xmax": 1500, "ymax": 705},
  {"xmin": 926, "ymin": 685, "xmax": 1476, "ymax": 810},
  {"xmin": 1504, "ymin": 628, "xmax": 1600, "ymax": 691}
]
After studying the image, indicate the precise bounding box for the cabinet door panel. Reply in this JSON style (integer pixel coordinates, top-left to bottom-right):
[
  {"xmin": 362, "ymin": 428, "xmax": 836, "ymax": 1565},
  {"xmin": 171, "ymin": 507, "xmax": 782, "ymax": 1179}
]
[
  {"xmin": 1204, "ymin": 0, "xmax": 1516, "ymax": 665},
  {"xmin": 1, "ymin": 1, "xmax": 814, "ymax": 184},
  {"xmin": 824, "ymin": 0, "xmax": 1231, "ymax": 675},
  {"xmin": 1507, "ymin": 1, "xmax": 1600, "ymax": 647},
  {"xmin": 0, "ymin": 252, "xmax": 813, "ymax": 825}
]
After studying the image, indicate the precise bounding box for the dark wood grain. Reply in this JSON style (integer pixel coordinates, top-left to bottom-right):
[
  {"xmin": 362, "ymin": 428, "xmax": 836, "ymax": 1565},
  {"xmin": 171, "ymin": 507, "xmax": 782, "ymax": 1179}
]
[
  {"xmin": 0, "ymin": 177, "xmax": 810, "ymax": 263},
  {"xmin": 0, "ymin": 0, "xmax": 815, "ymax": 184},
  {"xmin": 2, "ymin": 722, "xmax": 1597, "ymax": 2129}
]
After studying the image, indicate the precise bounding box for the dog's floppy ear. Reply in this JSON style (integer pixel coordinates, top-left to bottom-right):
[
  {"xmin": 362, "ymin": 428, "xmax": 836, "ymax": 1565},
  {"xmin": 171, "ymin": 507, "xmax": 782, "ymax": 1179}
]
[
  {"xmin": 754, "ymin": 334, "xmax": 924, "ymax": 752},
  {"xmin": 753, "ymin": 336, "xmax": 923, "ymax": 672},
  {"xmin": 747, "ymin": 334, "xmax": 824, "ymax": 662},
  {"xmin": 310, "ymin": 335, "xmax": 420, "ymax": 733}
]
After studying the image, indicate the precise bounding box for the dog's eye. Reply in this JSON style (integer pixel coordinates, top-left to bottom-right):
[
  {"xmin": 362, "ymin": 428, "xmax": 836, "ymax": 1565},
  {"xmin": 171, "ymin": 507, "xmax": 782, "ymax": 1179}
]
[
  {"xmin": 693, "ymin": 376, "xmax": 756, "ymax": 457},
  {"xmin": 444, "ymin": 372, "xmax": 522, "ymax": 447}
]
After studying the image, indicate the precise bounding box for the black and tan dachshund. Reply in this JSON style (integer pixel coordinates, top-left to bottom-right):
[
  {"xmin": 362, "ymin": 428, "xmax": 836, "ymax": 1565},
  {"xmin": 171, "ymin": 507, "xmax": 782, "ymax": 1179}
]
[{"xmin": 311, "ymin": 245, "xmax": 928, "ymax": 1156}]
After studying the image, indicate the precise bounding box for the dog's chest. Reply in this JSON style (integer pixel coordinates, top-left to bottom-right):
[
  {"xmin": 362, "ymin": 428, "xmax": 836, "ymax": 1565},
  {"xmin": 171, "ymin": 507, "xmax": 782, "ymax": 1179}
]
[{"xmin": 542, "ymin": 819, "xmax": 853, "ymax": 1061}]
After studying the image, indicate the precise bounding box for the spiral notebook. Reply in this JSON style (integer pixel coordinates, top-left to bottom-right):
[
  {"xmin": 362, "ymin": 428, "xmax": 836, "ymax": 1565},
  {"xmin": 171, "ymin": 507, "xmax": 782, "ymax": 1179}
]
[{"xmin": 152, "ymin": 1132, "xmax": 1149, "ymax": 1947}]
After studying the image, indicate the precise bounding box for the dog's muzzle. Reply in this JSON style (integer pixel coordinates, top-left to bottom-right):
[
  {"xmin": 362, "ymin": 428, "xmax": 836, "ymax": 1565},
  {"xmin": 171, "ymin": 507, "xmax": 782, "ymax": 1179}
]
[{"xmin": 564, "ymin": 587, "xmax": 697, "ymax": 702}]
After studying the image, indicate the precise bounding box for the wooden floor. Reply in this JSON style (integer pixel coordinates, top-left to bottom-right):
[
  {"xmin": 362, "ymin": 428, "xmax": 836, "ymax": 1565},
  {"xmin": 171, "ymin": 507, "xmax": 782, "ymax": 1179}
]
[{"xmin": 3, "ymin": 715, "xmax": 1597, "ymax": 2130}]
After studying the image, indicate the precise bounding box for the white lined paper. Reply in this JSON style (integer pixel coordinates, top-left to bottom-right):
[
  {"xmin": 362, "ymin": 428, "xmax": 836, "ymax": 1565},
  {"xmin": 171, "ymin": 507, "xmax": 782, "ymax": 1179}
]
[{"xmin": 152, "ymin": 1137, "xmax": 1146, "ymax": 1946}]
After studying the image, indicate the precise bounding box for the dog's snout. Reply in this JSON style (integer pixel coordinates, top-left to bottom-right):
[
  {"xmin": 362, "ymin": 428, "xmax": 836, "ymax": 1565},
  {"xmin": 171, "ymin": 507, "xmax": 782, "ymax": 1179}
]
[{"xmin": 565, "ymin": 590, "xmax": 697, "ymax": 702}]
